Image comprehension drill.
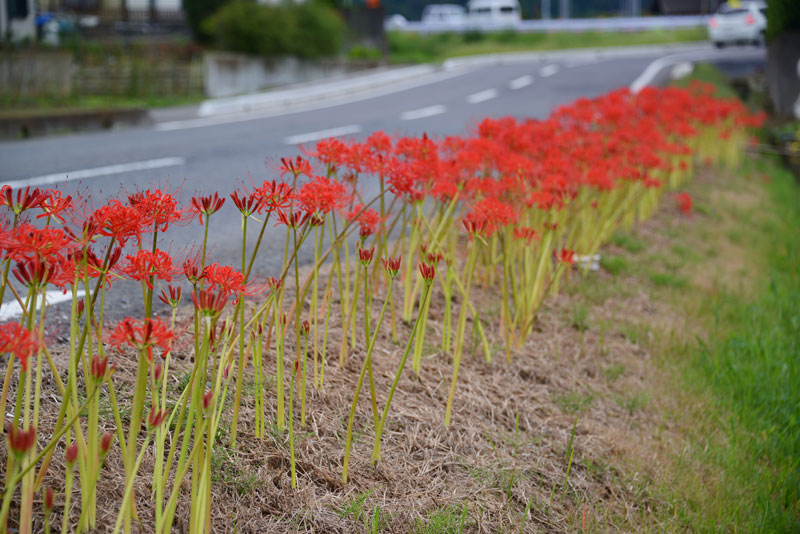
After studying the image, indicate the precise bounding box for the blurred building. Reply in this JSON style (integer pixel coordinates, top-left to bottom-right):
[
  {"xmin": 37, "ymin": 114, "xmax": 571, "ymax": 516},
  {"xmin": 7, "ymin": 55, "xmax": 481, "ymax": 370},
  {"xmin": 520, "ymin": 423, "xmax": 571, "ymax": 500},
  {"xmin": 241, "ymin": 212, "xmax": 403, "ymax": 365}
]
[
  {"xmin": 38, "ymin": 0, "xmax": 184, "ymax": 25},
  {"xmin": 2, "ymin": 0, "xmax": 36, "ymax": 39}
]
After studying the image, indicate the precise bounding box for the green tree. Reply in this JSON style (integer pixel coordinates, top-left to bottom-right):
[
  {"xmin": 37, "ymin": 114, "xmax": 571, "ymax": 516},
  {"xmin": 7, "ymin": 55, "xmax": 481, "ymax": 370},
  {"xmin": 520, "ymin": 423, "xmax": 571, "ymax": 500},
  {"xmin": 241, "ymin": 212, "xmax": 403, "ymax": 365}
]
[{"xmin": 766, "ymin": 0, "xmax": 800, "ymax": 41}]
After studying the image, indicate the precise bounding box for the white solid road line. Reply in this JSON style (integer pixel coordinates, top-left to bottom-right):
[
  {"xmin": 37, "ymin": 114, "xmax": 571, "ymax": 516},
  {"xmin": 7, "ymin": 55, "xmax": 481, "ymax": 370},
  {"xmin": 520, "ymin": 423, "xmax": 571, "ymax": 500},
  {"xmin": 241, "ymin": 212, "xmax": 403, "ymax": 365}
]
[
  {"xmin": 0, "ymin": 290, "xmax": 85, "ymax": 321},
  {"xmin": 467, "ymin": 89, "xmax": 499, "ymax": 104},
  {"xmin": 2, "ymin": 157, "xmax": 186, "ymax": 189},
  {"xmin": 400, "ymin": 105, "xmax": 447, "ymax": 121},
  {"xmin": 284, "ymin": 125, "xmax": 362, "ymax": 145},
  {"xmin": 629, "ymin": 56, "xmax": 674, "ymax": 93},
  {"xmin": 539, "ymin": 64, "xmax": 560, "ymax": 77},
  {"xmin": 509, "ymin": 75, "xmax": 533, "ymax": 90}
]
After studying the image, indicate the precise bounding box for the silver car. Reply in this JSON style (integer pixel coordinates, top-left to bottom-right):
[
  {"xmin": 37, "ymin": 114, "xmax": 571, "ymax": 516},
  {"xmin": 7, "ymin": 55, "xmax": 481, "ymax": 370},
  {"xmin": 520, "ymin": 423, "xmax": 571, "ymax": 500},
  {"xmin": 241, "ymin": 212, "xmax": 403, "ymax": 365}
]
[{"xmin": 708, "ymin": 1, "xmax": 767, "ymax": 48}]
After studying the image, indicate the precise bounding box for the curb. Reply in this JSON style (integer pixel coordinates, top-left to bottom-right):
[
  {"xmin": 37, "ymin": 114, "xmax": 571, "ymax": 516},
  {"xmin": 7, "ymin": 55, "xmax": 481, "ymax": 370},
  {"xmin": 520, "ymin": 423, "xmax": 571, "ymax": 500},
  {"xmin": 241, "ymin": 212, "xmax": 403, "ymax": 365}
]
[
  {"xmin": 197, "ymin": 64, "xmax": 439, "ymax": 117},
  {"xmin": 0, "ymin": 108, "xmax": 150, "ymax": 140}
]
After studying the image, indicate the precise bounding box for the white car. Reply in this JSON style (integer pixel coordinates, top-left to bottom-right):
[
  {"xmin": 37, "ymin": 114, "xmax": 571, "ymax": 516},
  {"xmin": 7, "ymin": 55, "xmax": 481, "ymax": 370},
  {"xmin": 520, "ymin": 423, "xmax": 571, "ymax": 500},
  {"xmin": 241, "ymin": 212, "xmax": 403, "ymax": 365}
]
[
  {"xmin": 708, "ymin": 1, "xmax": 767, "ymax": 48},
  {"xmin": 467, "ymin": 0, "xmax": 521, "ymax": 27},
  {"xmin": 421, "ymin": 4, "xmax": 467, "ymax": 26}
]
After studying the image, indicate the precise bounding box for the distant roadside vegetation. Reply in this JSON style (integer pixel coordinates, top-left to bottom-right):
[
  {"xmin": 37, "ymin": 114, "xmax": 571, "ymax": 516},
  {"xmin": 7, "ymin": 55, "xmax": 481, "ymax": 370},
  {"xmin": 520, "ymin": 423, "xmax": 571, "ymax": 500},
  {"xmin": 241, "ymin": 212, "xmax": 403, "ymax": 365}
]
[
  {"xmin": 387, "ymin": 27, "xmax": 707, "ymax": 63},
  {"xmin": 203, "ymin": 1, "xmax": 345, "ymax": 58}
]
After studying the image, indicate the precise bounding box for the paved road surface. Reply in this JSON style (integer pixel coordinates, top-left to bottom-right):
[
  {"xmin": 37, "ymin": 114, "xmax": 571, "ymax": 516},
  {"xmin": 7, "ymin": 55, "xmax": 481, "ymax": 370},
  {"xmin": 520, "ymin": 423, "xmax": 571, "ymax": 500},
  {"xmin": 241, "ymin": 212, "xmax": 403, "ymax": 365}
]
[{"xmin": 0, "ymin": 44, "xmax": 765, "ymax": 320}]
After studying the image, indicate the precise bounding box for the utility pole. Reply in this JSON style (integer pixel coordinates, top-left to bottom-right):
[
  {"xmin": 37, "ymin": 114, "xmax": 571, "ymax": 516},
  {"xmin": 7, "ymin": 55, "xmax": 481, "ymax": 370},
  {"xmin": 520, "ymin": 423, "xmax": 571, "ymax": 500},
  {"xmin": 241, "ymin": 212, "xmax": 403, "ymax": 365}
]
[
  {"xmin": 559, "ymin": 0, "xmax": 568, "ymax": 19},
  {"xmin": 542, "ymin": 0, "xmax": 550, "ymax": 20}
]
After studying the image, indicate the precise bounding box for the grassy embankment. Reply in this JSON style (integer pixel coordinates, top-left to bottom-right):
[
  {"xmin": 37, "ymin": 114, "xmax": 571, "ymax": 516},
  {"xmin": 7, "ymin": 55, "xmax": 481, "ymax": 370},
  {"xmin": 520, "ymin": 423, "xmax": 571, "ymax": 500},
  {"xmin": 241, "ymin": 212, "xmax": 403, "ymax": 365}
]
[
  {"xmin": 387, "ymin": 27, "xmax": 707, "ymax": 63},
  {"xmin": 596, "ymin": 151, "xmax": 800, "ymax": 532}
]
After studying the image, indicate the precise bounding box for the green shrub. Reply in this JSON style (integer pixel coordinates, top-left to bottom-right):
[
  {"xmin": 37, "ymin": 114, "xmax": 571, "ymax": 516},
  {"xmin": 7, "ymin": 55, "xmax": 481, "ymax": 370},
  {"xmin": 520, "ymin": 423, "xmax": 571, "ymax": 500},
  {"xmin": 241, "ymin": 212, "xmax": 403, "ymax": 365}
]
[
  {"xmin": 204, "ymin": 0, "xmax": 345, "ymax": 58},
  {"xmin": 347, "ymin": 44, "xmax": 382, "ymax": 61}
]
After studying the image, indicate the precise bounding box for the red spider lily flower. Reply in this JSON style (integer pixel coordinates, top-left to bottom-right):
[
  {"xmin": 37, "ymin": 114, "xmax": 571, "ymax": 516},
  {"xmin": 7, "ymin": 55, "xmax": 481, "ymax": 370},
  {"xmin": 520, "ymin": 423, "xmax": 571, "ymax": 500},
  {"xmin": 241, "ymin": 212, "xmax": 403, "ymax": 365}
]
[
  {"xmin": 418, "ymin": 262, "xmax": 435, "ymax": 283},
  {"xmin": 109, "ymin": 317, "xmax": 174, "ymax": 360},
  {"xmin": 158, "ymin": 285, "xmax": 183, "ymax": 308},
  {"xmin": 676, "ymin": 192, "xmax": 692, "ymax": 215},
  {"xmin": 192, "ymin": 288, "xmax": 229, "ymax": 317},
  {"xmin": 13, "ymin": 258, "xmax": 55, "ymax": 290},
  {"xmin": 296, "ymin": 176, "xmax": 348, "ymax": 216},
  {"xmin": 256, "ymin": 180, "xmax": 294, "ymax": 214},
  {"xmin": 462, "ymin": 217, "xmax": 486, "ymax": 237},
  {"xmin": 204, "ymin": 263, "xmax": 268, "ymax": 302},
  {"xmin": 147, "ymin": 405, "xmax": 169, "ymax": 429},
  {"xmin": 121, "ymin": 249, "xmax": 179, "ymax": 290},
  {"xmin": 92, "ymin": 200, "xmax": 144, "ymax": 246},
  {"xmin": 44, "ymin": 487, "xmax": 54, "ymax": 512},
  {"xmin": 267, "ymin": 277, "xmax": 282, "ymax": 291},
  {"xmin": 426, "ymin": 251, "xmax": 443, "ymax": 265},
  {"xmin": 182, "ymin": 254, "xmax": 205, "ymax": 285},
  {"xmin": 230, "ymin": 190, "xmax": 264, "ymax": 217},
  {"xmin": 301, "ymin": 320, "xmax": 310, "ymax": 337},
  {"xmin": 311, "ymin": 137, "xmax": 350, "ymax": 170},
  {"xmin": 276, "ymin": 209, "xmax": 311, "ymax": 229},
  {"xmin": 128, "ymin": 188, "xmax": 188, "ymax": 233},
  {"xmin": 1, "ymin": 185, "xmax": 47, "ymax": 215},
  {"xmin": 358, "ymin": 246, "xmax": 375, "ymax": 266},
  {"xmin": 190, "ymin": 193, "xmax": 226, "ymax": 225},
  {"xmin": 513, "ymin": 227, "xmax": 538, "ymax": 244},
  {"xmin": 556, "ymin": 249, "xmax": 576, "ymax": 265},
  {"xmin": 6, "ymin": 223, "xmax": 73, "ymax": 263},
  {"xmin": 381, "ymin": 255, "xmax": 401, "ymax": 279},
  {"xmin": 202, "ymin": 263, "xmax": 245, "ymax": 297},
  {"xmin": 280, "ymin": 155, "xmax": 314, "ymax": 178},
  {"xmin": 38, "ymin": 189, "xmax": 72, "ymax": 224},
  {"xmin": 6, "ymin": 423, "xmax": 36, "ymax": 458},
  {"xmin": 346, "ymin": 205, "xmax": 381, "ymax": 239},
  {"xmin": 466, "ymin": 198, "xmax": 518, "ymax": 236},
  {"xmin": 0, "ymin": 323, "xmax": 38, "ymax": 372},
  {"xmin": 64, "ymin": 441, "xmax": 78, "ymax": 467}
]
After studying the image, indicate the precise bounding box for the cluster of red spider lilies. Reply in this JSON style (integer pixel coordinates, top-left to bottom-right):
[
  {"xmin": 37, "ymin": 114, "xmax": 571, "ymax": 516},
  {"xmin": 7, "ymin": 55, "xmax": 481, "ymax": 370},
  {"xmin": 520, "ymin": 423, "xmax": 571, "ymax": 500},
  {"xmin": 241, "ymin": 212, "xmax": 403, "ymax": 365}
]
[{"xmin": 0, "ymin": 82, "xmax": 762, "ymax": 533}]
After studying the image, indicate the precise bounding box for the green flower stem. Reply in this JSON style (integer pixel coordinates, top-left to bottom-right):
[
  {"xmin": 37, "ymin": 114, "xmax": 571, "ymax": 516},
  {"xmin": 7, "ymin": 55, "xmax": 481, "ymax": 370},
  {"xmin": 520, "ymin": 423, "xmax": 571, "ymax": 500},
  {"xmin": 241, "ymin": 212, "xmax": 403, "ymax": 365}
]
[
  {"xmin": 371, "ymin": 282, "xmax": 431, "ymax": 465},
  {"xmin": 61, "ymin": 466, "xmax": 75, "ymax": 534},
  {"xmin": 275, "ymin": 297, "xmax": 286, "ymax": 431},
  {"xmin": 112, "ymin": 430, "xmax": 153, "ymax": 534},
  {"xmin": 229, "ymin": 211, "xmax": 249, "ymax": 448},
  {"xmin": 342, "ymin": 277, "xmax": 395, "ymax": 484},
  {"xmin": 288, "ymin": 365, "xmax": 297, "ymax": 489},
  {"xmin": 312, "ymin": 222, "xmax": 322, "ymax": 387},
  {"xmin": 364, "ymin": 263, "xmax": 379, "ymax": 434},
  {"xmin": 444, "ymin": 241, "xmax": 480, "ymax": 427}
]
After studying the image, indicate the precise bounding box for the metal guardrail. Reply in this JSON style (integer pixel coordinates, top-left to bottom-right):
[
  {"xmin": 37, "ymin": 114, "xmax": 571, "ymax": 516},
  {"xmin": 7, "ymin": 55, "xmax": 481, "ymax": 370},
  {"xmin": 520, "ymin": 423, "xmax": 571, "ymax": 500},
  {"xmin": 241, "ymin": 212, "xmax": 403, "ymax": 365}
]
[{"xmin": 387, "ymin": 15, "xmax": 710, "ymax": 33}]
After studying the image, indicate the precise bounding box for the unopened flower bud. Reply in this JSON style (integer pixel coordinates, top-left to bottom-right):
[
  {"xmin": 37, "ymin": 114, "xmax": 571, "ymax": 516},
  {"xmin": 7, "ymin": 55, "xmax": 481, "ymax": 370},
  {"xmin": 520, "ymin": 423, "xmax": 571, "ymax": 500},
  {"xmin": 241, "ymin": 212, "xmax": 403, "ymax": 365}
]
[
  {"xmin": 65, "ymin": 441, "xmax": 78, "ymax": 467},
  {"xmin": 44, "ymin": 487, "xmax": 54, "ymax": 512},
  {"xmin": 100, "ymin": 431, "xmax": 114, "ymax": 457},
  {"xmin": 203, "ymin": 389, "xmax": 214, "ymax": 411}
]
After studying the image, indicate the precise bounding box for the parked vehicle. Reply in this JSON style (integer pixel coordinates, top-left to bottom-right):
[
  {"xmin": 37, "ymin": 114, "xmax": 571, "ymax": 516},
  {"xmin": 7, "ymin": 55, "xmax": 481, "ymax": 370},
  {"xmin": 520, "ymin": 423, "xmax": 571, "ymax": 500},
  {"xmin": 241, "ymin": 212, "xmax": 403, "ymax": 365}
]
[
  {"xmin": 421, "ymin": 4, "xmax": 467, "ymax": 26},
  {"xmin": 708, "ymin": 1, "xmax": 767, "ymax": 47},
  {"xmin": 467, "ymin": 0, "xmax": 521, "ymax": 27}
]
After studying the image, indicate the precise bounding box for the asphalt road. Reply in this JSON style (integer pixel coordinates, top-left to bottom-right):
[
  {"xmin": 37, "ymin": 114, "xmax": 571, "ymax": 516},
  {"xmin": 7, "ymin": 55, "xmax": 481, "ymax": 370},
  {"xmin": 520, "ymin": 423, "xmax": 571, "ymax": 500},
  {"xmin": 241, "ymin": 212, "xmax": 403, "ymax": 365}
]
[{"xmin": 0, "ymin": 43, "xmax": 765, "ymax": 320}]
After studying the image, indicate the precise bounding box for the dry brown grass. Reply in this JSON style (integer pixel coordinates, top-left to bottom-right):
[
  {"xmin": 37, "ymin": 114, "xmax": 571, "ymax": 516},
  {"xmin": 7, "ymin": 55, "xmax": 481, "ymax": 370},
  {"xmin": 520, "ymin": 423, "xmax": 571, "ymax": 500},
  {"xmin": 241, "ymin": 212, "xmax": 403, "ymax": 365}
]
[{"xmin": 2, "ymin": 166, "xmax": 770, "ymax": 534}]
